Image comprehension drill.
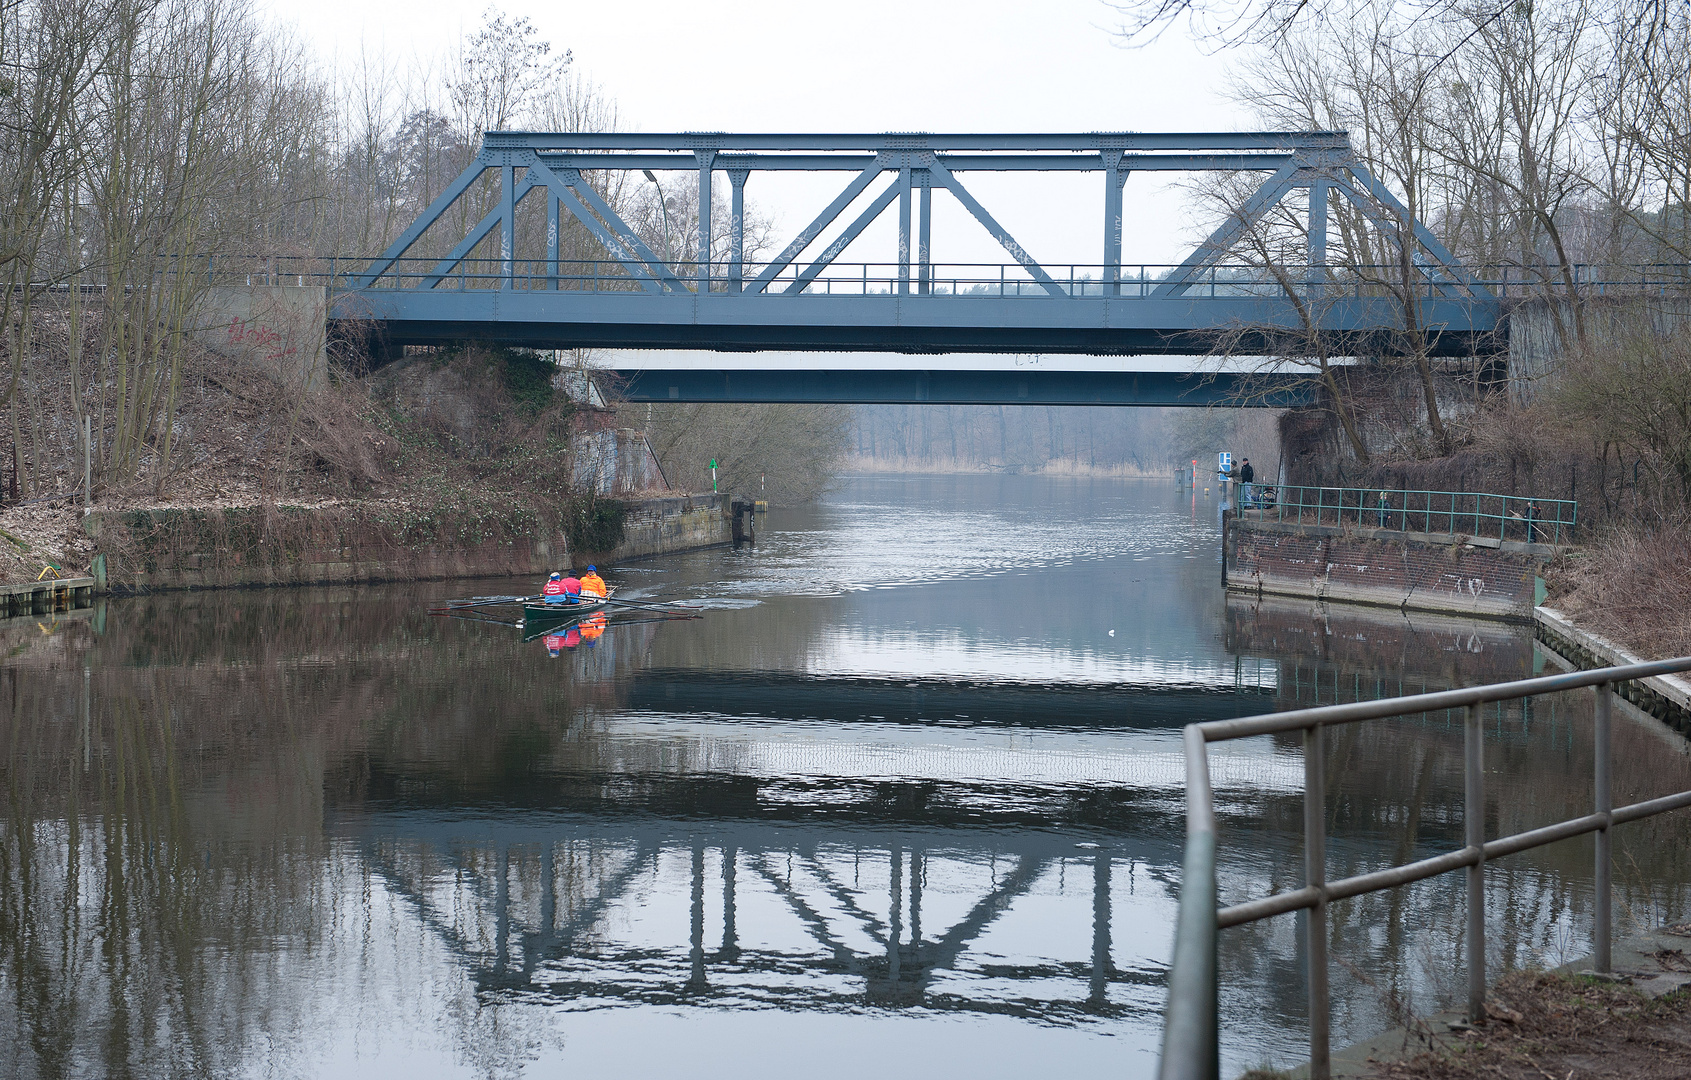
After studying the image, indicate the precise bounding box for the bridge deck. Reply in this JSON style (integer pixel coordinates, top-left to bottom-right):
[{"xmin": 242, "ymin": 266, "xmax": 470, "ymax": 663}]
[{"xmin": 335, "ymin": 289, "xmax": 1498, "ymax": 358}]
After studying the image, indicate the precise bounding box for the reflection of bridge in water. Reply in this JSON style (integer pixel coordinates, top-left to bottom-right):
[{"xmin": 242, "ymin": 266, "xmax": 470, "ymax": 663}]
[{"xmin": 332, "ymin": 809, "xmax": 1180, "ymax": 1024}]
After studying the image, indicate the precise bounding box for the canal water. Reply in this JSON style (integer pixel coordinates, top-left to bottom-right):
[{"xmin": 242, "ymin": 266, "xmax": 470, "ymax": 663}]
[{"xmin": 4, "ymin": 475, "xmax": 1690, "ymax": 1079}]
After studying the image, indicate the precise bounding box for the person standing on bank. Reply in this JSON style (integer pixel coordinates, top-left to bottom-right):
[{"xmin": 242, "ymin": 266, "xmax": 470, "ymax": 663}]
[{"xmin": 1239, "ymin": 458, "xmax": 1255, "ymax": 509}]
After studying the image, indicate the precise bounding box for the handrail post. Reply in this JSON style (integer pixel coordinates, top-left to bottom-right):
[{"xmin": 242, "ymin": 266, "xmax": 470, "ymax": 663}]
[
  {"xmin": 1305, "ymin": 722, "xmax": 1330, "ymax": 1080},
  {"xmin": 1594, "ymin": 682, "xmax": 1612, "ymax": 972},
  {"xmin": 1159, "ymin": 725, "xmax": 1219, "ymax": 1080},
  {"xmin": 1465, "ymin": 702, "xmax": 1486, "ymax": 1021}
]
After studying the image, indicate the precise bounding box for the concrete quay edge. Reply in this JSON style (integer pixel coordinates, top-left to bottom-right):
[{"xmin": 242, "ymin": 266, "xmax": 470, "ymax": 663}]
[{"xmin": 1534, "ymin": 605, "xmax": 1691, "ymax": 726}]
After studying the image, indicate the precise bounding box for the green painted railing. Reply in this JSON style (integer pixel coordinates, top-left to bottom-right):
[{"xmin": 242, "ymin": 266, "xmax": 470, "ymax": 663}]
[{"xmin": 1242, "ymin": 484, "xmax": 1577, "ymax": 545}]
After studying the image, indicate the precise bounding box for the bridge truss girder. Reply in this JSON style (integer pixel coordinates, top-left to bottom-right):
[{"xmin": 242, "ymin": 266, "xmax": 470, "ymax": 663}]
[{"xmin": 340, "ymin": 130, "xmax": 1499, "ymax": 364}]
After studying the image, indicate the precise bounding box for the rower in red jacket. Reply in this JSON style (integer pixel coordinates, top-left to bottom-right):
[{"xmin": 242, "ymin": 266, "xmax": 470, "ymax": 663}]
[{"xmin": 542, "ymin": 572, "xmax": 583, "ymax": 605}]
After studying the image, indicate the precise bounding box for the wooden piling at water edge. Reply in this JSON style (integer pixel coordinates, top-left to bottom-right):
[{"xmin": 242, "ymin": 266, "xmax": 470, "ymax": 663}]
[
  {"xmin": 0, "ymin": 577, "xmax": 96, "ymax": 617},
  {"xmin": 730, "ymin": 499, "xmax": 756, "ymax": 545}
]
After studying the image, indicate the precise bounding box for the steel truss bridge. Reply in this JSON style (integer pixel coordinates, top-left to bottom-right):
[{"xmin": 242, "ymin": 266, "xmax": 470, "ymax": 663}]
[{"xmin": 335, "ymin": 130, "xmax": 1499, "ymax": 405}]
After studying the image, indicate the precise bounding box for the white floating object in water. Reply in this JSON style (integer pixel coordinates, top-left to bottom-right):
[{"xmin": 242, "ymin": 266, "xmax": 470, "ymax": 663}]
[{"xmin": 1108, "ymin": 629, "xmax": 1115, "ymax": 636}]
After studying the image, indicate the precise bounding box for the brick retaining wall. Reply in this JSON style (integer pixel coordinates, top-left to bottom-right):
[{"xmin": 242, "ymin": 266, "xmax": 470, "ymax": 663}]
[{"xmin": 1226, "ymin": 515, "xmax": 1546, "ymax": 621}]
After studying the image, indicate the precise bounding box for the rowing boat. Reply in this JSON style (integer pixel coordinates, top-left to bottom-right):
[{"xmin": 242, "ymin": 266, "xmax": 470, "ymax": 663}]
[{"xmin": 523, "ymin": 588, "xmax": 614, "ymax": 623}]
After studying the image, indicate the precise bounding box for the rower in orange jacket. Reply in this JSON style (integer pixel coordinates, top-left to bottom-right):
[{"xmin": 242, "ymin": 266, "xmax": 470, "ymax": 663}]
[{"xmin": 580, "ymin": 566, "xmax": 607, "ymax": 599}]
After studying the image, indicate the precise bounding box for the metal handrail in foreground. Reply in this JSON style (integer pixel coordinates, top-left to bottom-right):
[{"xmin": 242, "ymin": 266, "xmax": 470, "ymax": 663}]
[{"xmin": 1157, "ymin": 656, "xmax": 1691, "ymax": 1080}]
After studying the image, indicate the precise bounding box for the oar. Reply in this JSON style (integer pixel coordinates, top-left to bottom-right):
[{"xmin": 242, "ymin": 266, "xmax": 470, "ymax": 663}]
[
  {"xmin": 601, "ymin": 613, "xmax": 704, "ymax": 627},
  {"xmin": 429, "ymin": 609, "xmax": 521, "ymax": 628},
  {"xmin": 601, "ymin": 595, "xmax": 699, "ymax": 613},
  {"xmin": 431, "ymin": 593, "xmax": 543, "ymax": 611}
]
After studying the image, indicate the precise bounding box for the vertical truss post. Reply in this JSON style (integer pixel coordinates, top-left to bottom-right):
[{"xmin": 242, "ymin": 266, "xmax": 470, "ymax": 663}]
[
  {"xmin": 697, "ymin": 150, "xmax": 716, "ymax": 291},
  {"xmin": 917, "ymin": 171, "xmax": 933, "ymax": 295},
  {"xmin": 898, "ymin": 166, "xmax": 913, "ymax": 296},
  {"xmin": 501, "ymin": 161, "xmax": 515, "ymax": 290},
  {"xmin": 1091, "ymin": 850, "xmax": 1113, "ymax": 1007},
  {"xmin": 888, "ymin": 845, "xmax": 904, "ymax": 982},
  {"xmin": 909, "ymin": 847, "xmax": 923, "ymax": 947},
  {"xmin": 548, "ymin": 191, "xmax": 560, "ymax": 290},
  {"xmin": 1103, "ymin": 149, "xmax": 1124, "ymax": 297},
  {"xmin": 541, "ymin": 842, "xmax": 556, "ymax": 935},
  {"xmin": 728, "ymin": 168, "xmax": 748, "ymax": 294},
  {"xmin": 495, "ymin": 844, "xmax": 511, "ymax": 973},
  {"xmin": 1307, "ymin": 180, "xmax": 1328, "ymax": 300},
  {"xmin": 721, "ymin": 844, "xmax": 740, "ymax": 958},
  {"xmin": 688, "ymin": 842, "xmax": 708, "ymax": 991}
]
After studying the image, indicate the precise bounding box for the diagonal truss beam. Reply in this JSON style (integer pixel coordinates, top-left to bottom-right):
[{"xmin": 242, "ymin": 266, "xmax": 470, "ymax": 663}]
[
  {"xmin": 1342, "ymin": 162, "xmax": 1492, "ymax": 299},
  {"xmin": 421, "ymin": 174, "xmax": 542, "ymax": 289},
  {"xmin": 747, "ymin": 161, "xmax": 888, "ymax": 295},
  {"xmin": 529, "ymin": 156, "xmax": 689, "ymax": 292},
  {"xmin": 525, "ymin": 163, "xmax": 664, "ymax": 293},
  {"xmin": 1325, "ymin": 175, "xmax": 1462, "ymax": 300},
  {"xmin": 800, "ymin": 854, "xmax": 893, "ymax": 944},
  {"xmin": 356, "ymin": 161, "xmax": 492, "ymax": 288},
  {"xmin": 785, "ymin": 181, "xmax": 905, "ymax": 296},
  {"xmin": 925, "ymin": 158, "xmax": 1067, "ymax": 299},
  {"xmin": 753, "ymin": 856, "xmax": 863, "ymax": 970},
  {"xmin": 1151, "ymin": 163, "xmax": 1301, "ymax": 298},
  {"xmin": 921, "ymin": 856, "xmax": 1049, "ymax": 971}
]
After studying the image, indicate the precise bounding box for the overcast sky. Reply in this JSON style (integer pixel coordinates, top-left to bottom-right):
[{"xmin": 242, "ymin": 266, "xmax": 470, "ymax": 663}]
[{"xmin": 265, "ymin": 0, "xmax": 1265, "ymax": 271}]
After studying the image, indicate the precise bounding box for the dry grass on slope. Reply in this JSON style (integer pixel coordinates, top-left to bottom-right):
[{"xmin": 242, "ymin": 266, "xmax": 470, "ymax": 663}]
[
  {"xmin": 1368, "ymin": 971, "xmax": 1691, "ymax": 1080},
  {"xmin": 1550, "ymin": 525, "xmax": 1691, "ymax": 658}
]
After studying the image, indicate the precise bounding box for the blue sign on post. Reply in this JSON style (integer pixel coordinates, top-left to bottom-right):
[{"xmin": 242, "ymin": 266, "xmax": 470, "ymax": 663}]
[{"xmin": 1218, "ymin": 451, "xmax": 1232, "ymax": 483}]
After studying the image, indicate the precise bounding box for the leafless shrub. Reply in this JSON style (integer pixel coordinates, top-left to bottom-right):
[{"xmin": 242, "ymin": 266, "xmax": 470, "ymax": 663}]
[
  {"xmin": 1552, "ymin": 526, "xmax": 1691, "ymax": 656},
  {"xmin": 640, "ymin": 403, "xmax": 852, "ymax": 504}
]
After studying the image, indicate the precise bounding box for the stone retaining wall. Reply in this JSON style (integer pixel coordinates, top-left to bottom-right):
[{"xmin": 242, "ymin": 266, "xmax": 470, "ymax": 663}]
[
  {"xmin": 577, "ymin": 494, "xmax": 730, "ymax": 563},
  {"xmin": 1225, "ymin": 515, "xmax": 1546, "ymax": 620},
  {"xmin": 87, "ymin": 495, "xmax": 730, "ymax": 593}
]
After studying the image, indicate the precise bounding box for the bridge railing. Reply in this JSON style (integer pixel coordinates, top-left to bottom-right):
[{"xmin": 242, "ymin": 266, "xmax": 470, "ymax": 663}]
[
  {"xmin": 166, "ymin": 255, "xmax": 1691, "ymax": 301},
  {"xmin": 1158, "ymin": 656, "xmax": 1691, "ymax": 1080},
  {"xmin": 1253, "ymin": 485, "xmax": 1577, "ymax": 545}
]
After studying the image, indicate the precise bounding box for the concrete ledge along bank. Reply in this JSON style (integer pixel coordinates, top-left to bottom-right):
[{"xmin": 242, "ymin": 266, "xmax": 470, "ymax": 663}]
[
  {"xmin": 82, "ymin": 493, "xmax": 733, "ymax": 593},
  {"xmin": 1535, "ymin": 605, "xmax": 1691, "ymax": 732},
  {"xmin": 0, "ymin": 577, "xmax": 97, "ymax": 617},
  {"xmin": 1224, "ymin": 514, "xmax": 1552, "ymax": 621}
]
